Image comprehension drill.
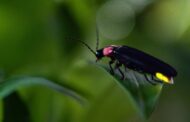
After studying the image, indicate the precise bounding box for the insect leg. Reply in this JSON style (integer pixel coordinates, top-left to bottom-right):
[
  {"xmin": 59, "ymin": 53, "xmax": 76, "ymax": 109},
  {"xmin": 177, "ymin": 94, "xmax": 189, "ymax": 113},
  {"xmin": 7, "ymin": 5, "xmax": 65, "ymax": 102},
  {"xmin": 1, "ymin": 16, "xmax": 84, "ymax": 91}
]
[
  {"xmin": 132, "ymin": 71, "xmax": 140, "ymax": 87},
  {"xmin": 151, "ymin": 75, "xmax": 163, "ymax": 84},
  {"xmin": 123, "ymin": 67, "xmax": 127, "ymax": 80},
  {"xmin": 109, "ymin": 59, "xmax": 115, "ymax": 75},
  {"xmin": 115, "ymin": 62, "xmax": 125, "ymax": 80},
  {"xmin": 144, "ymin": 74, "xmax": 156, "ymax": 85}
]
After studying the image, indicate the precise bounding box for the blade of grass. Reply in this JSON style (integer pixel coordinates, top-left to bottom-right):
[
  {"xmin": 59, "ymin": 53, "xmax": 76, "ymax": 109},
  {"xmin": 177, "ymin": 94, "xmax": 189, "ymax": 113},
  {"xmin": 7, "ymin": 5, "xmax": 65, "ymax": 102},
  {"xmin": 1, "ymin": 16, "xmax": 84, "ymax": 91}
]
[{"xmin": 0, "ymin": 76, "xmax": 87, "ymax": 105}]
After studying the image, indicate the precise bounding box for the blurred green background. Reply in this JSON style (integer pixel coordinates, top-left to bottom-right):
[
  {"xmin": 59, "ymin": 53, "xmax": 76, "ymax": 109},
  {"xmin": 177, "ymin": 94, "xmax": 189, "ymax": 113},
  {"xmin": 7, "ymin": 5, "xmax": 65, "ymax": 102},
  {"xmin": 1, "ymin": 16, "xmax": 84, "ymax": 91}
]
[{"xmin": 0, "ymin": 0, "xmax": 190, "ymax": 122}]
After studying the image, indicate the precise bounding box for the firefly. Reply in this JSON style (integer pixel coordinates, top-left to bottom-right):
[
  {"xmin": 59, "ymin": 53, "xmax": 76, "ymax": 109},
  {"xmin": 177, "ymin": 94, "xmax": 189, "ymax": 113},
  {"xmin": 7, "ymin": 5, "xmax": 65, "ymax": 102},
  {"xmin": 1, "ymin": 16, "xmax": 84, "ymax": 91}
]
[{"xmin": 80, "ymin": 27, "xmax": 177, "ymax": 85}]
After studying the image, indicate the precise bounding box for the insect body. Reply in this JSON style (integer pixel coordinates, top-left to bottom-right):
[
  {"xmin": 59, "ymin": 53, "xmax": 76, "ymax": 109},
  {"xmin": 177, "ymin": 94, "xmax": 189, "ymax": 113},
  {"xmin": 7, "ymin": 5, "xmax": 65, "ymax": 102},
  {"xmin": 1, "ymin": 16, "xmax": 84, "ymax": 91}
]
[
  {"xmin": 80, "ymin": 27, "xmax": 177, "ymax": 85},
  {"xmin": 96, "ymin": 45, "xmax": 177, "ymax": 84}
]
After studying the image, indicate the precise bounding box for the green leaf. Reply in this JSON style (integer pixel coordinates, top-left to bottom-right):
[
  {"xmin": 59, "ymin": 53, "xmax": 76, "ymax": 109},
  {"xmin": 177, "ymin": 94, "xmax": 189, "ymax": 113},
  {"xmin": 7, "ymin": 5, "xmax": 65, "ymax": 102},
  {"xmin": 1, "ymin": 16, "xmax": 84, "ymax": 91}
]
[
  {"xmin": 97, "ymin": 63, "xmax": 163, "ymax": 118},
  {"xmin": 0, "ymin": 76, "xmax": 87, "ymax": 105}
]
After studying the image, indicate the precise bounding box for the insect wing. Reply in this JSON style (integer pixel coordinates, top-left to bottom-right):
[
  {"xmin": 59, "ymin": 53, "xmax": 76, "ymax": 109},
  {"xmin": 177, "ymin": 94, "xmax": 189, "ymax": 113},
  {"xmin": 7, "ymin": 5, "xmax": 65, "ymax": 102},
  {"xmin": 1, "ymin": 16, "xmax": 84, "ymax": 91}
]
[{"xmin": 113, "ymin": 46, "xmax": 177, "ymax": 77}]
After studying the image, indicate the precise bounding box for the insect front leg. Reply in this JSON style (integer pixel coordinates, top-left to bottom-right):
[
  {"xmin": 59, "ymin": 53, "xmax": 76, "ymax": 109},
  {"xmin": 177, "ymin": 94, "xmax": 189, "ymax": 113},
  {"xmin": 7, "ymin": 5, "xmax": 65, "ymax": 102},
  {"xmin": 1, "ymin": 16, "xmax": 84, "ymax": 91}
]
[
  {"xmin": 109, "ymin": 59, "xmax": 115, "ymax": 75},
  {"xmin": 115, "ymin": 62, "xmax": 125, "ymax": 80}
]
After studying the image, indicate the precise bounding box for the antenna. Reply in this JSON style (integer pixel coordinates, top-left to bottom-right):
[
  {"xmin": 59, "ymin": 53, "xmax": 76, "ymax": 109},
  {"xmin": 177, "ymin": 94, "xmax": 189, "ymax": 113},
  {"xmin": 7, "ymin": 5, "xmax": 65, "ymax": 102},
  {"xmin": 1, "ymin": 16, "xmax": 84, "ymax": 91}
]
[
  {"xmin": 65, "ymin": 37, "xmax": 96, "ymax": 56},
  {"xmin": 79, "ymin": 40, "xmax": 96, "ymax": 56},
  {"xmin": 96, "ymin": 24, "xmax": 99, "ymax": 51}
]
